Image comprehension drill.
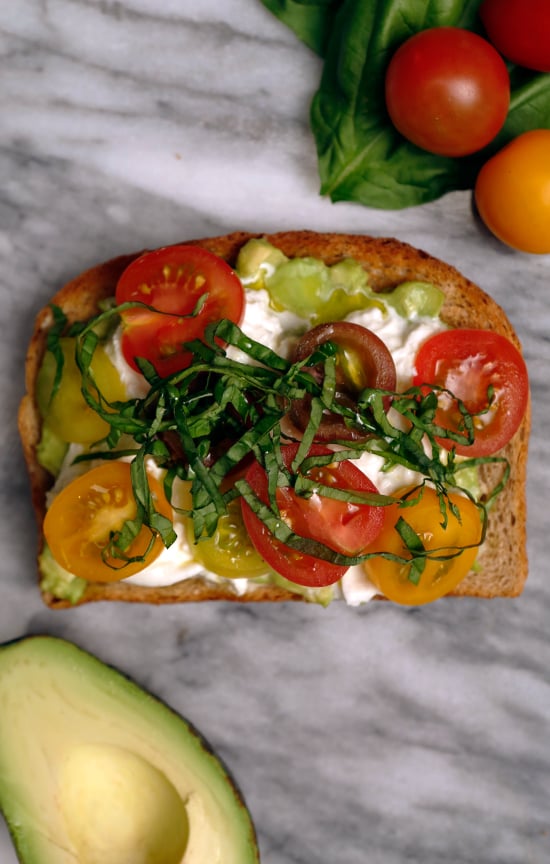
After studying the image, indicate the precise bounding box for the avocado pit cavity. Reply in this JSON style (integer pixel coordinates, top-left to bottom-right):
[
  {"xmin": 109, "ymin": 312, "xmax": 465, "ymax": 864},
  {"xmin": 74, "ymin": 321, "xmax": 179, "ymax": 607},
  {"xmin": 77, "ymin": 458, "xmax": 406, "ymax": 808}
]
[{"xmin": 58, "ymin": 744, "xmax": 189, "ymax": 864}]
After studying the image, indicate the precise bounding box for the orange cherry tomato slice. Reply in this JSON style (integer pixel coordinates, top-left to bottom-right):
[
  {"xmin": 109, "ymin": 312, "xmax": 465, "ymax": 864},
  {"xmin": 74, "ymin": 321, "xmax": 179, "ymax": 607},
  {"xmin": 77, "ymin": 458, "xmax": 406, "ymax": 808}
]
[
  {"xmin": 44, "ymin": 462, "xmax": 172, "ymax": 582},
  {"xmin": 362, "ymin": 485, "xmax": 482, "ymax": 605}
]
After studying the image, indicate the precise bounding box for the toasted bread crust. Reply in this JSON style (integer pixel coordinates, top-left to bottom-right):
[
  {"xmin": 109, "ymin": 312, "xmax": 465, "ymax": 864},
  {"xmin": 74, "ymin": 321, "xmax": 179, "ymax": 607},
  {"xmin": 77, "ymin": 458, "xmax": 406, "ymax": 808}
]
[{"xmin": 18, "ymin": 231, "xmax": 530, "ymax": 607}]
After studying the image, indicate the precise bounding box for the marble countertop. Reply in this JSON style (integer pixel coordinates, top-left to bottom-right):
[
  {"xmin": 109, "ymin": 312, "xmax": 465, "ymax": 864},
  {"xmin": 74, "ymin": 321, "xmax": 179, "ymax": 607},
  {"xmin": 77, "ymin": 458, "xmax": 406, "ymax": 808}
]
[{"xmin": 1, "ymin": 3, "xmax": 549, "ymax": 862}]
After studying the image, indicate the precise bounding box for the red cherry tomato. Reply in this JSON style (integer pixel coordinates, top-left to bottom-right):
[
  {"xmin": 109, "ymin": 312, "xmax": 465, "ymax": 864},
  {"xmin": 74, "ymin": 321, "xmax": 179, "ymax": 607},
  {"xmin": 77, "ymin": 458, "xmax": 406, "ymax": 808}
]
[
  {"xmin": 413, "ymin": 329, "xmax": 529, "ymax": 457},
  {"xmin": 384, "ymin": 27, "xmax": 510, "ymax": 156},
  {"xmin": 240, "ymin": 444, "xmax": 385, "ymax": 588},
  {"xmin": 115, "ymin": 245, "xmax": 244, "ymax": 377},
  {"xmin": 480, "ymin": 0, "xmax": 550, "ymax": 72}
]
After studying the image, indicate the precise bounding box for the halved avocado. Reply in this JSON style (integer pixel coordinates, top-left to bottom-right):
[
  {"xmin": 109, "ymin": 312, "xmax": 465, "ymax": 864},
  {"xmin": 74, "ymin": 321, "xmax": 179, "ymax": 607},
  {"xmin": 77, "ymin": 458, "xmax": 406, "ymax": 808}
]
[{"xmin": 0, "ymin": 636, "xmax": 259, "ymax": 864}]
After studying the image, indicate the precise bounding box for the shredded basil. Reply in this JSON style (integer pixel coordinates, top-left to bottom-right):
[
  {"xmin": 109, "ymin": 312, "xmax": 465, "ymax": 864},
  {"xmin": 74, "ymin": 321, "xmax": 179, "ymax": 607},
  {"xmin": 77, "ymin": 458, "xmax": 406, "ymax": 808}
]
[
  {"xmin": 46, "ymin": 301, "xmax": 506, "ymax": 581},
  {"xmin": 45, "ymin": 305, "xmax": 69, "ymax": 402}
]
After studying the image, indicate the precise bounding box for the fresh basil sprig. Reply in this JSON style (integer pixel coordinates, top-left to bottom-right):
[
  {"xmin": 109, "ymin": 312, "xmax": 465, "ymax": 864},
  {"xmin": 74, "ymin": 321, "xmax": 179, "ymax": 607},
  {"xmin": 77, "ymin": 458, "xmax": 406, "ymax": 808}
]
[{"xmin": 261, "ymin": 0, "xmax": 550, "ymax": 208}]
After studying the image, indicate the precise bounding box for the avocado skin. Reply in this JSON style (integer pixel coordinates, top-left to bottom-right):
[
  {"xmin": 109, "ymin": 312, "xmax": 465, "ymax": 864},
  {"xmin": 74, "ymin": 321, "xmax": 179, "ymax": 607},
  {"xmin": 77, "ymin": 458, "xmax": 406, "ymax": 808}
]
[{"xmin": 0, "ymin": 635, "xmax": 260, "ymax": 864}]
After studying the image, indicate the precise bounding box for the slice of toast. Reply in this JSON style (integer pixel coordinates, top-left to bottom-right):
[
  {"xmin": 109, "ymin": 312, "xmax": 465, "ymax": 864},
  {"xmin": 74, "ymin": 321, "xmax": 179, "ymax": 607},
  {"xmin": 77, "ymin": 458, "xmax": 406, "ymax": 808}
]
[{"xmin": 18, "ymin": 231, "xmax": 530, "ymax": 607}]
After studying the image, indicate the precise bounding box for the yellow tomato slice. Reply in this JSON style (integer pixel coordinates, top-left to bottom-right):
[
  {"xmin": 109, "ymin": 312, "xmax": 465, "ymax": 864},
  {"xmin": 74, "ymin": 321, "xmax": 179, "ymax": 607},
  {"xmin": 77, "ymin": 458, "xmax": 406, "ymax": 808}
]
[
  {"xmin": 362, "ymin": 485, "xmax": 482, "ymax": 605},
  {"xmin": 187, "ymin": 500, "xmax": 268, "ymax": 579},
  {"xmin": 44, "ymin": 462, "xmax": 172, "ymax": 582},
  {"xmin": 37, "ymin": 337, "xmax": 127, "ymax": 444}
]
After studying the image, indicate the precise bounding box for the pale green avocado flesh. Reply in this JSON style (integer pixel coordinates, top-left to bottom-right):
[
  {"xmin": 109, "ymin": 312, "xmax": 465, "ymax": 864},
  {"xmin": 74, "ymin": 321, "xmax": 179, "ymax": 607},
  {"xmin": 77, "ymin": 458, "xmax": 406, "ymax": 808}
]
[{"xmin": 0, "ymin": 636, "xmax": 259, "ymax": 864}]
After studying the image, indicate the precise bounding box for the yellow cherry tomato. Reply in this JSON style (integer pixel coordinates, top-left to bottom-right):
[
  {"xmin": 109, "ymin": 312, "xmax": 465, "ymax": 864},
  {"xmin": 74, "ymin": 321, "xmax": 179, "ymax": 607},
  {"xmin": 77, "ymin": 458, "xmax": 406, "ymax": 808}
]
[
  {"xmin": 188, "ymin": 500, "xmax": 268, "ymax": 579},
  {"xmin": 37, "ymin": 337, "xmax": 127, "ymax": 444},
  {"xmin": 44, "ymin": 462, "xmax": 172, "ymax": 582},
  {"xmin": 362, "ymin": 485, "xmax": 482, "ymax": 605},
  {"xmin": 475, "ymin": 129, "xmax": 550, "ymax": 254}
]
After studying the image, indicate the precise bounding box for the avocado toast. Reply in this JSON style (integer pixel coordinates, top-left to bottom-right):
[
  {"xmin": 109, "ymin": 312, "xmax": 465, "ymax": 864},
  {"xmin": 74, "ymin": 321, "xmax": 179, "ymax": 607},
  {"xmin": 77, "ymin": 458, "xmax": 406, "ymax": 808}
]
[{"xmin": 18, "ymin": 231, "xmax": 530, "ymax": 607}]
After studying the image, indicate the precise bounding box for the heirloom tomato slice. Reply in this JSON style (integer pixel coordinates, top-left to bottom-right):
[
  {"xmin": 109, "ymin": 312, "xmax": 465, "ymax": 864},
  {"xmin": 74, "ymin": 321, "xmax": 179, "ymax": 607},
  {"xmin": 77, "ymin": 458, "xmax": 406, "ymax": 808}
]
[
  {"xmin": 44, "ymin": 462, "xmax": 173, "ymax": 582},
  {"xmin": 240, "ymin": 444, "xmax": 385, "ymax": 588},
  {"xmin": 413, "ymin": 329, "xmax": 528, "ymax": 457},
  {"xmin": 116, "ymin": 245, "xmax": 244, "ymax": 377},
  {"xmin": 290, "ymin": 321, "xmax": 397, "ymax": 441}
]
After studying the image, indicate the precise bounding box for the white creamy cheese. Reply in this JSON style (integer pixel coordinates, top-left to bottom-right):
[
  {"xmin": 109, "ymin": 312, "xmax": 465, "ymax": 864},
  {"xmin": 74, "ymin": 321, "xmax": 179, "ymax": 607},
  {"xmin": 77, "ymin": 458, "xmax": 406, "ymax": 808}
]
[
  {"xmin": 105, "ymin": 330, "xmax": 150, "ymax": 400},
  {"xmin": 49, "ymin": 281, "xmax": 446, "ymax": 605}
]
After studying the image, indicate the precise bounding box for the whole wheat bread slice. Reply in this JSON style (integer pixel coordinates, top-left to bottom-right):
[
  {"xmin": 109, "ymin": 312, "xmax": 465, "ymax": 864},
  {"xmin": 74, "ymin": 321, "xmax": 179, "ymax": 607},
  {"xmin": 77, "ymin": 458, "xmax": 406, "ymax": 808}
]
[{"xmin": 18, "ymin": 231, "xmax": 530, "ymax": 607}]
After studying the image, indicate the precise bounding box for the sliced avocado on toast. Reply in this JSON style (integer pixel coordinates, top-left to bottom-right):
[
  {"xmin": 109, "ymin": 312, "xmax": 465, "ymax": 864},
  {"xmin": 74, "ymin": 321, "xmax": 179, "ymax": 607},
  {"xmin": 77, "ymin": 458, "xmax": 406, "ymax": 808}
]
[{"xmin": 0, "ymin": 635, "xmax": 259, "ymax": 864}]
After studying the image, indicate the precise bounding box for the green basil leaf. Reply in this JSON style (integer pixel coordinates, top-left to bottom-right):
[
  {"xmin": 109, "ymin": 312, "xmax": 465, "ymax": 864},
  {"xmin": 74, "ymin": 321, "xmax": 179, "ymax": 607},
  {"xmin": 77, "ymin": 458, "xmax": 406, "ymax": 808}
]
[
  {"xmin": 395, "ymin": 516, "xmax": 426, "ymax": 585},
  {"xmin": 495, "ymin": 69, "xmax": 550, "ymax": 144},
  {"xmin": 260, "ymin": 0, "xmax": 343, "ymax": 56},
  {"xmin": 309, "ymin": 0, "xmax": 484, "ymax": 208},
  {"xmin": 45, "ymin": 305, "xmax": 68, "ymax": 402},
  {"xmin": 265, "ymin": 0, "xmax": 550, "ymax": 209}
]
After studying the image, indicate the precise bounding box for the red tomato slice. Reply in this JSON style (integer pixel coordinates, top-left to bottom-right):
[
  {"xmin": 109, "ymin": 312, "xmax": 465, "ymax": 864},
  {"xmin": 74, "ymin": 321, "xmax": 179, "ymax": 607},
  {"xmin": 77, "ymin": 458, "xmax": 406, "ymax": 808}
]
[
  {"xmin": 115, "ymin": 245, "xmax": 245, "ymax": 377},
  {"xmin": 240, "ymin": 444, "xmax": 385, "ymax": 588},
  {"xmin": 413, "ymin": 329, "xmax": 529, "ymax": 457}
]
